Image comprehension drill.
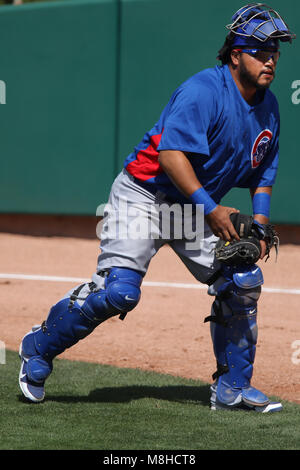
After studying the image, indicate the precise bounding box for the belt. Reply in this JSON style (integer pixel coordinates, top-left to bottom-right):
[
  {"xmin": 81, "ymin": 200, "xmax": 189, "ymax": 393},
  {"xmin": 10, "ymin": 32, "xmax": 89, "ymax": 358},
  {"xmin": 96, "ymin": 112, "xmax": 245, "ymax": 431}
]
[{"xmin": 132, "ymin": 176, "xmax": 158, "ymax": 196}]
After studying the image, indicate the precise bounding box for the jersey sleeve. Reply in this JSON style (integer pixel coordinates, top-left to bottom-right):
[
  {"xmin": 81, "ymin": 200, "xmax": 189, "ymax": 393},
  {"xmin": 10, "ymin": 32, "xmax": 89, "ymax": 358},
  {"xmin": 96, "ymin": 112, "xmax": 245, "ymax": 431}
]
[{"xmin": 157, "ymin": 82, "xmax": 215, "ymax": 155}]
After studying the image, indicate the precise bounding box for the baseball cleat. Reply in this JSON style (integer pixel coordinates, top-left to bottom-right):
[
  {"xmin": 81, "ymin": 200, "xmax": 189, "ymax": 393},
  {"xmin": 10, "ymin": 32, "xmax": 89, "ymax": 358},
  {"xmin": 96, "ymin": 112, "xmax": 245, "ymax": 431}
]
[
  {"xmin": 18, "ymin": 326, "xmax": 52, "ymax": 403},
  {"xmin": 19, "ymin": 357, "xmax": 46, "ymax": 403},
  {"xmin": 210, "ymin": 382, "xmax": 283, "ymax": 413}
]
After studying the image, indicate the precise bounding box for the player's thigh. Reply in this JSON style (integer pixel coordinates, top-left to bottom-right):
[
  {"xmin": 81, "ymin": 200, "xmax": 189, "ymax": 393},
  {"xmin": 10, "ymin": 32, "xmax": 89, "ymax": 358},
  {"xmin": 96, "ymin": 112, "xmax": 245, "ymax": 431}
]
[
  {"xmin": 97, "ymin": 170, "xmax": 164, "ymax": 274},
  {"xmin": 170, "ymin": 222, "xmax": 221, "ymax": 284}
]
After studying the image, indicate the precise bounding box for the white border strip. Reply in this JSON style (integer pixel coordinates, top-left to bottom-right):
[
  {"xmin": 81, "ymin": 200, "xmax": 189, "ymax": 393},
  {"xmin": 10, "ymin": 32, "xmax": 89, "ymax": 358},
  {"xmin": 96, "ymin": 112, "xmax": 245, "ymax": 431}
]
[{"xmin": 0, "ymin": 272, "xmax": 300, "ymax": 295}]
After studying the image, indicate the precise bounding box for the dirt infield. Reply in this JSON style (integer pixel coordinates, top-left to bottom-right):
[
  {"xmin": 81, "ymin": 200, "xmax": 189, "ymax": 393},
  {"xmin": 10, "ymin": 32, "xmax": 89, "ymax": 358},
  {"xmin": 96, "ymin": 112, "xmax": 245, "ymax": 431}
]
[{"xmin": 1, "ymin": 222, "xmax": 300, "ymax": 404}]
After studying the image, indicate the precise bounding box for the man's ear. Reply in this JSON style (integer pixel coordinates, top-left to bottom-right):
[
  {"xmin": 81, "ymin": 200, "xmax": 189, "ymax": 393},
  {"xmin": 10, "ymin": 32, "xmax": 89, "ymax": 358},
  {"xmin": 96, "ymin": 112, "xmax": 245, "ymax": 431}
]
[{"xmin": 230, "ymin": 49, "xmax": 240, "ymax": 67}]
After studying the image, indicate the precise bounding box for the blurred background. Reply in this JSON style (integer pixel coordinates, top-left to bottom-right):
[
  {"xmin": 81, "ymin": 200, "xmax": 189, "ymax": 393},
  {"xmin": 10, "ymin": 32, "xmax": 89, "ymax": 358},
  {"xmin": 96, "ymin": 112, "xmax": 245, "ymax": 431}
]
[{"xmin": 0, "ymin": 0, "xmax": 299, "ymax": 235}]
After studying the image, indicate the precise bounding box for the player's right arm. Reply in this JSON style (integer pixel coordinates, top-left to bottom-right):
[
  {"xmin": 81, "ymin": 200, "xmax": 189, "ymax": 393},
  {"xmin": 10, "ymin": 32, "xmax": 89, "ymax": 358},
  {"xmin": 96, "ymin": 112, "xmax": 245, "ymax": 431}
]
[{"xmin": 158, "ymin": 150, "xmax": 240, "ymax": 241}]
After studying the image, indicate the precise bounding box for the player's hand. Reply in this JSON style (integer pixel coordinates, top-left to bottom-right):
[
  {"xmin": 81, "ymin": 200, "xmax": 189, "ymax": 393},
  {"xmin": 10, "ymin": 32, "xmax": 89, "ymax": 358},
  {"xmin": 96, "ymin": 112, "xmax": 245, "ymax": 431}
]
[{"xmin": 205, "ymin": 205, "xmax": 240, "ymax": 241}]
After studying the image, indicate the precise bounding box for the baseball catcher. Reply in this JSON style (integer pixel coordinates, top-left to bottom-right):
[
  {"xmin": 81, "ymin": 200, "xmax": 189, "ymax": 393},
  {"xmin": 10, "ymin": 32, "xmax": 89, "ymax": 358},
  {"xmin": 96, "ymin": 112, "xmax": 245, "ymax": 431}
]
[{"xmin": 19, "ymin": 3, "xmax": 294, "ymax": 412}]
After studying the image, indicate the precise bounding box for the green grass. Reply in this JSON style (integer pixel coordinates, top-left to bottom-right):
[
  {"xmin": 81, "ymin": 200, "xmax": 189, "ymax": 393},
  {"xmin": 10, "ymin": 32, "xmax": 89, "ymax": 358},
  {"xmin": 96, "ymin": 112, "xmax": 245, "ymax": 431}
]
[{"xmin": 1, "ymin": 350, "xmax": 300, "ymax": 450}]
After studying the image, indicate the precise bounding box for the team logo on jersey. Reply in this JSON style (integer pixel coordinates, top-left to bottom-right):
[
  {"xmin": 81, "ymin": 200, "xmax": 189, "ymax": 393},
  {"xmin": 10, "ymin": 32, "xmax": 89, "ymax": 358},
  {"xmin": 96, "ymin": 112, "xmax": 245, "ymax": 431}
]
[{"xmin": 251, "ymin": 129, "xmax": 273, "ymax": 168}]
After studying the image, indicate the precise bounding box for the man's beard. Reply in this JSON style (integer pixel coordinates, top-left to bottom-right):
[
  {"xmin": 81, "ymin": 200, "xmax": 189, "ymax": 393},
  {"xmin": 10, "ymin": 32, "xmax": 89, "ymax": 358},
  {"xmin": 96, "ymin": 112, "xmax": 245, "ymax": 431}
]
[{"xmin": 239, "ymin": 59, "xmax": 275, "ymax": 90}]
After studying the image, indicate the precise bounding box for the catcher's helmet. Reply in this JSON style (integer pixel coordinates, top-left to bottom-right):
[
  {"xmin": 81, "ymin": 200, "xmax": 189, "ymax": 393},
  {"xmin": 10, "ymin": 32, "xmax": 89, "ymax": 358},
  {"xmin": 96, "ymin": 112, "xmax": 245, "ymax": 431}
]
[
  {"xmin": 217, "ymin": 3, "xmax": 295, "ymax": 64},
  {"xmin": 227, "ymin": 3, "xmax": 296, "ymax": 43}
]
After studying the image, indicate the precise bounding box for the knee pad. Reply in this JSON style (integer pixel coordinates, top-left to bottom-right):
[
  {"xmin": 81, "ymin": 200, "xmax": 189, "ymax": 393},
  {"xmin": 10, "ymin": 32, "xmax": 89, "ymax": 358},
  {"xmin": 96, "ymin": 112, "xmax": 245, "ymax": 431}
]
[
  {"xmin": 82, "ymin": 267, "xmax": 142, "ymax": 320},
  {"xmin": 106, "ymin": 267, "xmax": 142, "ymax": 312},
  {"xmin": 207, "ymin": 264, "xmax": 264, "ymax": 395},
  {"xmin": 208, "ymin": 264, "xmax": 263, "ymax": 317}
]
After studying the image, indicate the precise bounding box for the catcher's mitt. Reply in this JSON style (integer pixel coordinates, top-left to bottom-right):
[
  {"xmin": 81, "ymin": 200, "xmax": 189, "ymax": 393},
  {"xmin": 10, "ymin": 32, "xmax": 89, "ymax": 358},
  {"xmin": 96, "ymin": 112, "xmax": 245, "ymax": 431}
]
[{"xmin": 214, "ymin": 213, "xmax": 279, "ymax": 266}]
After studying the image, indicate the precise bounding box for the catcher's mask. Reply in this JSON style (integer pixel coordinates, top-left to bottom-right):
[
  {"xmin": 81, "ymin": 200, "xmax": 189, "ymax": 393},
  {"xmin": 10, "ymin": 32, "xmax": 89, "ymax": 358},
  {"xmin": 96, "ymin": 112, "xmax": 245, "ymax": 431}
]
[
  {"xmin": 217, "ymin": 3, "xmax": 295, "ymax": 65},
  {"xmin": 228, "ymin": 3, "xmax": 296, "ymax": 44}
]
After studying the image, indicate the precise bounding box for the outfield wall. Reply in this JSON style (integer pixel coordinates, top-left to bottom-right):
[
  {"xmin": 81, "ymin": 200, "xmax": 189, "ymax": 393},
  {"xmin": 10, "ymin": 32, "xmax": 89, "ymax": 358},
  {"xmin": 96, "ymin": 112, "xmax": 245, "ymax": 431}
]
[{"xmin": 0, "ymin": 0, "xmax": 299, "ymax": 223}]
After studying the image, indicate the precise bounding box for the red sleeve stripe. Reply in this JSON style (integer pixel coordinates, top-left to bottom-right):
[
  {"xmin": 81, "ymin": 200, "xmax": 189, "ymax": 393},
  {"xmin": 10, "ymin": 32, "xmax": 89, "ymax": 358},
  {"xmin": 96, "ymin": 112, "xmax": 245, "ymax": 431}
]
[{"xmin": 126, "ymin": 132, "xmax": 164, "ymax": 181}]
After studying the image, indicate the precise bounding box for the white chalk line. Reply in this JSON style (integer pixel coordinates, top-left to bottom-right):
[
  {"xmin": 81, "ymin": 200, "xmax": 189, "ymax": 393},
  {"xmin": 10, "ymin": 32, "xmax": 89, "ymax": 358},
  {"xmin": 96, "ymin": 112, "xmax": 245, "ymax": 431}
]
[{"xmin": 0, "ymin": 272, "xmax": 299, "ymax": 295}]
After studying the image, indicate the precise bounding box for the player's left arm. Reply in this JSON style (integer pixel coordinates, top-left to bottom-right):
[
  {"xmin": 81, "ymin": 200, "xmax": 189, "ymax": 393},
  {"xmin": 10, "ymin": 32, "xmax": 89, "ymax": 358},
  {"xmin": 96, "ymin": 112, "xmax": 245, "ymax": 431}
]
[{"xmin": 250, "ymin": 186, "xmax": 272, "ymax": 259}]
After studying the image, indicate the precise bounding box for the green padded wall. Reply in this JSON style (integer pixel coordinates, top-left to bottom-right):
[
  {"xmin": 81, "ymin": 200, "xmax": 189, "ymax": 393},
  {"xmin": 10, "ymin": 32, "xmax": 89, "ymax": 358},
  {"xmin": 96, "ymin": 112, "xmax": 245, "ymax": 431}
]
[{"xmin": 0, "ymin": 0, "xmax": 118, "ymax": 215}]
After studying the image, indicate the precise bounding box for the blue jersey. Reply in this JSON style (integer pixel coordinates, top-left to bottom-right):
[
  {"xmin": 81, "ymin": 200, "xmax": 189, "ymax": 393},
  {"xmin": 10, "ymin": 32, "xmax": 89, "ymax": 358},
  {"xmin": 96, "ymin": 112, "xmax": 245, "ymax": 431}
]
[{"xmin": 124, "ymin": 64, "xmax": 280, "ymax": 204}]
